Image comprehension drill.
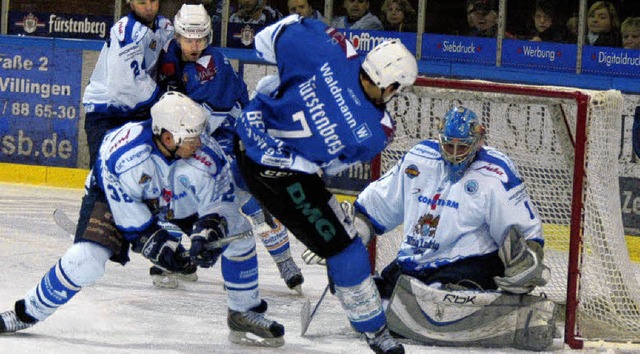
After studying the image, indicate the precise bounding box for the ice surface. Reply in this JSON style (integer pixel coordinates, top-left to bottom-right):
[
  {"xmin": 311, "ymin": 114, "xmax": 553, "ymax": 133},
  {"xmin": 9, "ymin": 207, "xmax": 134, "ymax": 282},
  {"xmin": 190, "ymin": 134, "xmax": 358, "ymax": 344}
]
[{"xmin": 0, "ymin": 182, "xmax": 621, "ymax": 353}]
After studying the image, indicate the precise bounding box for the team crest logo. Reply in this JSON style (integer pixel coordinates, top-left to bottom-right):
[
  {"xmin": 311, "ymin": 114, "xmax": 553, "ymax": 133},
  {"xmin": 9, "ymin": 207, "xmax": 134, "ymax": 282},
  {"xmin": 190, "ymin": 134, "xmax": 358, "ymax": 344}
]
[
  {"xmin": 405, "ymin": 164, "xmax": 420, "ymax": 179},
  {"xmin": 413, "ymin": 213, "xmax": 439, "ymax": 237},
  {"xmin": 149, "ymin": 39, "xmax": 157, "ymax": 50},
  {"xmin": 16, "ymin": 13, "xmax": 45, "ymax": 34},
  {"xmin": 464, "ymin": 180, "xmax": 478, "ymax": 195},
  {"xmin": 240, "ymin": 25, "xmax": 255, "ymax": 46}
]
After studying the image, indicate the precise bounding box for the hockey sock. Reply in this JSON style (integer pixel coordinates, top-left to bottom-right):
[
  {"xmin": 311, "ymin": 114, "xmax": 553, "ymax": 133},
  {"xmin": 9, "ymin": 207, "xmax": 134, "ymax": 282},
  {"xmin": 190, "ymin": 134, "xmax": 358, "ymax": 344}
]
[
  {"xmin": 258, "ymin": 218, "xmax": 292, "ymax": 264},
  {"xmin": 327, "ymin": 240, "xmax": 386, "ymax": 333},
  {"xmin": 222, "ymin": 246, "xmax": 260, "ymax": 312},
  {"xmin": 23, "ymin": 259, "xmax": 81, "ymax": 321}
]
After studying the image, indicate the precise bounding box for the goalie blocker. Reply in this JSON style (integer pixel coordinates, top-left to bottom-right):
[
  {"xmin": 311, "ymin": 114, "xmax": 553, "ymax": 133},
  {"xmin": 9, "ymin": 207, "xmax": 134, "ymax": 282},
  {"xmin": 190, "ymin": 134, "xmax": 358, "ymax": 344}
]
[{"xmin": 386, "ymin": 275, "xmax": 558, "ymax": 351}]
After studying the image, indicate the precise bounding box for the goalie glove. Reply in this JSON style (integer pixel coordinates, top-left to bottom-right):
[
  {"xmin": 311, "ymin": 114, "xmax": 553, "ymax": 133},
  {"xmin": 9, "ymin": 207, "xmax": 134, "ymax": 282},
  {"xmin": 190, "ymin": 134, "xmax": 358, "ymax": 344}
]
[
  {"xmin": 494, "ymin": 228, "xmax": 549, "ymax": 294},
  {"xmin": 301, "ymin": 201, "xmax": 374, "ymax": 266},
  {"xmin": 132, "ymin": 226, "xmax": 189, "ymax": 272},
  {"xmin": 189, "ymin": 214, "xmax": 227, "ymax": 268}
]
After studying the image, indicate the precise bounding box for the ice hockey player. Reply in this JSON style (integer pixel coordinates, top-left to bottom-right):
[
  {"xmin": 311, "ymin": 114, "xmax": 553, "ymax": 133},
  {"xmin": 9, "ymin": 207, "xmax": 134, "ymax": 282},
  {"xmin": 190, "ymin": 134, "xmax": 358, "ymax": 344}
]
[
  {"xmin": 234, "ymin": 14, "xmax": 417, "ymax": 354},
  {"xmin": 0, "ymin": 92, "xmax": 285, "ymax": 347},
  {"xmin": 341, "ymin": 106, "xmax": 556, "ymax": 351},
  {"xmin": 157, "ymin": 4, "xmax": 304, "ymax": 293},
  {"xmin": 82, "ymin": 0, "xmax": 174, "ymax": 167}
]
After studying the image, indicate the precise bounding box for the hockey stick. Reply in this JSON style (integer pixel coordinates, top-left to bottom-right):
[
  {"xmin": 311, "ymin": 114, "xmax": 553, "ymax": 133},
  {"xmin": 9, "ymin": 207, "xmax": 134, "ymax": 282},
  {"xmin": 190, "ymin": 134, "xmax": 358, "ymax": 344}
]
[
  {"xmin": 53, "ymin": 208, "xmax": 76, "ymax": 239},
  {"xmin": 53, "ymin": 208, "xmax": 253, "ymax": 248},
  {"xmin": 300, "ymin": 282, "xmax": 331, "ymax": 336}
]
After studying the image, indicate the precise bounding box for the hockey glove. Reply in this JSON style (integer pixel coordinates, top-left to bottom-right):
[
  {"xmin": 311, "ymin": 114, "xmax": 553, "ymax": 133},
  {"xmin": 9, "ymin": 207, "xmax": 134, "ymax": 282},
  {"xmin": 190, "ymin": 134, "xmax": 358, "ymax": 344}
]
[
  {"xmin": 494, "ymin": 229, "xmax": 549, "ymax": 294},
  {"xmin": 302, "ymin": 201, "xmax": 374, "ymax": 266},
  {"xmin": 132, "ymin": 227, "xmax": 189, "ymax": 272},
  {"xmin": 189, "ymin": 214, "xmax": 227, "ymax": 268}
]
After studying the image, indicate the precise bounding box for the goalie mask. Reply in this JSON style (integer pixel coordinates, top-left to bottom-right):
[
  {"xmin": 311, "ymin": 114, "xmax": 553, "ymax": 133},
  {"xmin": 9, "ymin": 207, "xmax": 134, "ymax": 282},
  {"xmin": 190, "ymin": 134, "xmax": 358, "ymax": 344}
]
[
  {"xmin": 151, "ymin": 92, "xmax": 207, "ymax": 145},
  {"xmin": 174, "ymin": 4, "xmax": 212, "ymax": 45},
  {"xmin": 438, "ymin": 106, "xmax": 485, "ymax": 183}
]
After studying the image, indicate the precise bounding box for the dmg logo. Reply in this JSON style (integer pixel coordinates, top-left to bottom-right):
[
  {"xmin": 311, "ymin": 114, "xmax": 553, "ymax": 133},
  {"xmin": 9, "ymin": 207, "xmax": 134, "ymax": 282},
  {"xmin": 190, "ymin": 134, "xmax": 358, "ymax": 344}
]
[{"xmin": 286, "ymin": 182, "xmax": 336, "ymax": 241}]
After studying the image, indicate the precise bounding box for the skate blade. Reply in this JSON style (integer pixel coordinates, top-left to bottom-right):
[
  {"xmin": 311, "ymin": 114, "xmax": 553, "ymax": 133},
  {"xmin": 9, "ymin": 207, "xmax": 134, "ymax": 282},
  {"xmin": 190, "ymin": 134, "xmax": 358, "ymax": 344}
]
[
  {"xmin": 151, "ymin": 275, "xmax": 179, "ymax": 289},
  {"xmin": 300, "ymin": 298, "xmax": 311, "ymax": 336},
  {"xmin": 177, "ymin": 272, "xmax": 198, "ymax": 282},
  {"xmin": 229, "ymin": 330, "xmax": 285, "ymax": 347}
]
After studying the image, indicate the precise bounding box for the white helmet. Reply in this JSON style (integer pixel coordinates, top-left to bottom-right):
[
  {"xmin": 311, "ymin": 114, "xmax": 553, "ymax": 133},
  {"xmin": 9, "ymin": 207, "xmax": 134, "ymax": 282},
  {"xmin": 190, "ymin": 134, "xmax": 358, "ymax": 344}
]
[
  {"xmin": 174, "ymin": 4, "xmax": 212, "ymax": 45},
  {"xmin": 151, "ymin": 92, "xmax": 207, "ymax": 145},
  {"xmin": 361, "ymin": 40, "xmax": 418, "ymax": 91}
]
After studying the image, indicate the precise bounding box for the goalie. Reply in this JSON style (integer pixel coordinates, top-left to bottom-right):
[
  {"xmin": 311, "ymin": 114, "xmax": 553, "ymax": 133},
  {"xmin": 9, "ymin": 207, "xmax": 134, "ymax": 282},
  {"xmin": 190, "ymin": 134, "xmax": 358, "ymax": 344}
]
[{"xmin": 341, "ymin": 106, "xmax": 556, "ymax": 351}]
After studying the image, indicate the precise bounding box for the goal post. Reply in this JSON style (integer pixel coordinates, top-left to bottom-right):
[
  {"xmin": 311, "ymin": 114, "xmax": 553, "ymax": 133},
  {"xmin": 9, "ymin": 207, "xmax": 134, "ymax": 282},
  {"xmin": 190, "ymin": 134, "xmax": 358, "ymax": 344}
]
[{"xmin": 369, "ymin": 77, "xmax": 640, "ymax": 349}]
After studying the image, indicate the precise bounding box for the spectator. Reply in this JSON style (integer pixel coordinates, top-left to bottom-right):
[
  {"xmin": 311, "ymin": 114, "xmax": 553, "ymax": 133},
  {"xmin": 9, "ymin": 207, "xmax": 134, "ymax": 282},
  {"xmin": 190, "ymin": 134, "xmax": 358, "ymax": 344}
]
[
  {"xmin": 621, "ymin": 17, "xmax": 640, "ymax": 49},
  {"xmin": 229, "ymin": 0, "xmax": 283, "ymax": 24},
  {"xmin": 331, "ymin": 0, "xmax": 384, "ymax": 30},
  {"xmin": 381, "ymin": 0, "xmax": 417, "ymax": 32},
  {"xmin": 586, "ymin": 1, "xmax": 622, "ymax": 47},
  {"xmin": 466, "ymin": 0, "xmax": 498, "ymax": 38},
  {"xmin": 466, "ymin": 1, "xmax": 477, "ymax": 32},
  {"xmin": 528, "ymin": 0, "xmax": 568, "ymax": 43},
  {"xmin": 288, "ymin": 0, "xmax": 324, "ymax": 20},
  {"xmin": 566, "ymin": 12, "xmax": 579, "ymax": 43}
]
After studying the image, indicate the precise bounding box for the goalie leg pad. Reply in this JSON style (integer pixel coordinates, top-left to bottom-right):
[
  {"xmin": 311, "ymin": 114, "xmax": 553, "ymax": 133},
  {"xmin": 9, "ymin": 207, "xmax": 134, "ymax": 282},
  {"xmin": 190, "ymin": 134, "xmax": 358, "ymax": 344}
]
[{"xmin": 386, "ymin": 275, "xmax": 557, "ymax": 351}]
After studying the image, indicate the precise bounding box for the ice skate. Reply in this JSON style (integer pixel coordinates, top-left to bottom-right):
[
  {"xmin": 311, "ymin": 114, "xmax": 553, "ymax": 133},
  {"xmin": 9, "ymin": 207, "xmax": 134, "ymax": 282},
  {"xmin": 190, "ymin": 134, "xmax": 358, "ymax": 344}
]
[
  {"xmin": 150, "ymin": 263, "xmax": 198, "ymax": 289},
  {"xmin": 0, "ymin": 300, "xmax": 37, "ymax": 333},
  {"xmin": 227, "ymin": 307, "xmax": 285, "ymax": 347},
  {"xmin": 365, "ymin": 326, "xmax": 404, "ymax": 354},
  {"xmin": 276, "ymin": 257, "xmax": 304, "ymax": 294}
]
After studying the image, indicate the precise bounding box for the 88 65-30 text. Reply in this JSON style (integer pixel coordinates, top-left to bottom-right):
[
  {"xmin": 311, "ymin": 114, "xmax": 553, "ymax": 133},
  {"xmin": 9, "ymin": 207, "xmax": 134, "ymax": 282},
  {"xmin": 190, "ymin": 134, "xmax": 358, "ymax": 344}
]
[{"xmin": 5, "ymin": 101, "xmax": 77, "ymax": 119}]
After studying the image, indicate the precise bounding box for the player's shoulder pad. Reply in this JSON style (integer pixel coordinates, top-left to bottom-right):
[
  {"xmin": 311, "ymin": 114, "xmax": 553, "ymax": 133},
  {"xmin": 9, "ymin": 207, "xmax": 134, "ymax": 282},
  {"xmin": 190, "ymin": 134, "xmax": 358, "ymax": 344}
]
[
  {"xmin": 105, "ymin": 123, "xmax": 153, "ymax": 175},
  {"xmin": 408, "ymin": 139, "xmax": 442, "ymax": 160},
  {"xmin": 113, "ymin": 14, "xmax": 149, "ymax": 44},
  {"xmin": 156, "ymin": 16, "xmax": 173, "ymax": 32},
  {"xmin": 183, "ymin": 135, "xmax": 226, "ymax": 174},
  {"xmin": 471, "ymin": 147, "xmax": 522, "ymax": 190}
]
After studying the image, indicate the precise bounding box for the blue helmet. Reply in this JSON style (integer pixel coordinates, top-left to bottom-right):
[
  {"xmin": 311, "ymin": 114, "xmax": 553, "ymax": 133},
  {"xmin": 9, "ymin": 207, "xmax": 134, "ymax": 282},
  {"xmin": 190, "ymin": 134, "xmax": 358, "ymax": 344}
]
[{"xmin": 438, "ymin": 106, "xmax": 485, "ymax": 182}]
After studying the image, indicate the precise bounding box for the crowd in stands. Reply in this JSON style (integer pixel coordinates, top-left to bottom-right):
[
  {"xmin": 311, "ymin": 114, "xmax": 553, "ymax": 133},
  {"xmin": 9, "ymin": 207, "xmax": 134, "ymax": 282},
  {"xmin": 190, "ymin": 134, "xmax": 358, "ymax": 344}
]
[{"xmin": 197, "ymin": 0, "xmax": 640, "ymax": 49}]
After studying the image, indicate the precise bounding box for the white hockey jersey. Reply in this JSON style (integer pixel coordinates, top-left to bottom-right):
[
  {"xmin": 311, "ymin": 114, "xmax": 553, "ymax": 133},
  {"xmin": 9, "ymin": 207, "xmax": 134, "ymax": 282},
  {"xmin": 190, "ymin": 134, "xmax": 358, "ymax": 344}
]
[
  {"xmin": 355, "ymin": 140, "xmax": 544, "ymax": 272},
  {"xmin": 83, "ymin": 13, "xmax": 174, "ymax": 116},
  {"xmin": 94, "ymin": 120, "xmax": 250, "ymax": 239}
]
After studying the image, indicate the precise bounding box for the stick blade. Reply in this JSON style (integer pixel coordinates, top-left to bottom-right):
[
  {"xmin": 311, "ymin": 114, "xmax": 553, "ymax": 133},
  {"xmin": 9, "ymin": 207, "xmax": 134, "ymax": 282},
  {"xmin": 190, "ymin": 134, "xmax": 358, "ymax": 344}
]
[
  {"xmin": 53, "ymin": 208, "xmax": 76, "ymax": 237},
  {"xmin": 300, "ymin": 298, "xmax": 311, "ymax": 336}
]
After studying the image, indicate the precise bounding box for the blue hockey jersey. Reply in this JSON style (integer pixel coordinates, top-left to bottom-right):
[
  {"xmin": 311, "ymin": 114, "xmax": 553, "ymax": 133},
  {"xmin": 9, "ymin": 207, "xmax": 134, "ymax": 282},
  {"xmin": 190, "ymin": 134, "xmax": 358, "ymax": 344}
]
[
  {"xmin": 236, "ymin": 15, "xmax": 395, "ymax": 174},
  {"xmin": 158, "ymin": 40, "xmax": 249, "ymax": 112}
]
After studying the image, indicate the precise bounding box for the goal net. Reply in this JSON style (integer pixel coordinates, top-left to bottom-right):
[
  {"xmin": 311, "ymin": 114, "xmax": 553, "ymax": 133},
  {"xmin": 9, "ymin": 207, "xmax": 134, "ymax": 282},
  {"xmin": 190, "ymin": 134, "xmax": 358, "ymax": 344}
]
[{"xmin": 371, "ymin": 77, "xmax": 640, "ymax": 348}]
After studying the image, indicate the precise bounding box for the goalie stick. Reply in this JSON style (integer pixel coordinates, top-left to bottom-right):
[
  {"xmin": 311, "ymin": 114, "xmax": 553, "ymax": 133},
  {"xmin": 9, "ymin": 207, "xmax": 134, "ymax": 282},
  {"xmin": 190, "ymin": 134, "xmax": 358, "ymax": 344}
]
[
  {"xmin": 52, "ymin": 208, "xmax": 253, "ymax": 248},
  {"xmin": 300, "ymin": 282, "xmax": 331, "ymax": 336}
]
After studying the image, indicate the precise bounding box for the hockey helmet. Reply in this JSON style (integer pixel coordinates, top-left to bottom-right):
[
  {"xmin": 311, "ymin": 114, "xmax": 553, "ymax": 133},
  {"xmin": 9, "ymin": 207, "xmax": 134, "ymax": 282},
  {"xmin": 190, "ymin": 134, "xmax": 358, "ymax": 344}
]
[
  {"xmin": 174, "ymin": 4, "xmax": 212, "ymax": 45},
  {"xmin": 438, "ymin": 106, "xmax": 485, "ymax": 182},
  {"xmin": 361, "ymin": 40, "xmax": 418, "ymax": 92},
  {"xmin": 151, "ymin": 92, "xmax": 208, "ymax": 145}
]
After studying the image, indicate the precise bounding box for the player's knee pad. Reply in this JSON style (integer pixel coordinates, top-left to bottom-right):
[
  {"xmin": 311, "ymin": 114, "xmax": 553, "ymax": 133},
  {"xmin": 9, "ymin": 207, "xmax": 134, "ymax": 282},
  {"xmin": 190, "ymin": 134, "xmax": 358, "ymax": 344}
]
[
  {"xmin": 60, "ymin": 241, "xmax": 112, "ymax": 286},
  {"xmin": 326, "ymin": 238, "xmax": 370, "ymax": 287},
  {"xmin": 386, "ymin": 275, "xmax": 557, "ymax": 351}
]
